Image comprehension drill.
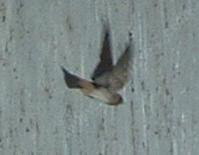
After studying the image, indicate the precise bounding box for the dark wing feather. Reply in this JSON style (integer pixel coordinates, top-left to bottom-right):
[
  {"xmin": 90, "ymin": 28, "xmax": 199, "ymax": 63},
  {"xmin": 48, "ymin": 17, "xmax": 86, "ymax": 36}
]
[
  {"xmin": 61, "ymin": 66, "xmax": 83, "ymax": 88},
  {"xmin": 91, "ymin": 23, "xmax": 113, "ymax": 80},
  {"xmin": 110, "ymin": 44, "xmax": 132, "ymax": 89}
]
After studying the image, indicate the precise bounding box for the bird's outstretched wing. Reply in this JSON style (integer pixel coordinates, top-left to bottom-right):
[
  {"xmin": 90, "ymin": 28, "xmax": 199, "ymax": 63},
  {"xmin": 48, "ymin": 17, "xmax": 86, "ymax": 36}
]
[
  {"xmin": 91, "ymin": 22, "xmax": 113, "ymax": 81},
  {"xmin": 61, "ymin": 66, "xmax": 84, "ymax": 88},
  {"xmin": 93, "ymin": 35, "xmax": 134, "ymax": 92},
  {"xmin": 109, "ymin": 43, "xmax": 133, "ymax": 91}
]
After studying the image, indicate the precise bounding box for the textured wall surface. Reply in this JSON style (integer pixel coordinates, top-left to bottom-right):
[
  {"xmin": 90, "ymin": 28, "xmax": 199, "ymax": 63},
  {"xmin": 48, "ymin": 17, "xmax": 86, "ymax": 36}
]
[{"xmin": 0, "ymin": 0, "xmax": 199, "ymax": 155}]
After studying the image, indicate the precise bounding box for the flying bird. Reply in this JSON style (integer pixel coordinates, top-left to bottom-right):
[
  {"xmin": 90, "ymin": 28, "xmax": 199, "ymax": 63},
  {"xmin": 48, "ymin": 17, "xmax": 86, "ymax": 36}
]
[{"xmin": 61, "ymin": 23, "xmax": 134, "ymax": 105}]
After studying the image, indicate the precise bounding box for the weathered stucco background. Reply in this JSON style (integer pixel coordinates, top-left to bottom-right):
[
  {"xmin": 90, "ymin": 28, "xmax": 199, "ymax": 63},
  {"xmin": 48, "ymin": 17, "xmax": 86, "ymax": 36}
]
[{"xmin": 0, "ymin": 0, "xmax": 199, "ymax": 155}]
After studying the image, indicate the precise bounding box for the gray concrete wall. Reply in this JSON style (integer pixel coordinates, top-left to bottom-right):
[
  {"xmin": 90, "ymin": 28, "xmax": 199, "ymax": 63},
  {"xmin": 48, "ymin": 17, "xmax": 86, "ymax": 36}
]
[{"xmin": 0, "ymin": 0, "xmax": 199, "ymax": 155}]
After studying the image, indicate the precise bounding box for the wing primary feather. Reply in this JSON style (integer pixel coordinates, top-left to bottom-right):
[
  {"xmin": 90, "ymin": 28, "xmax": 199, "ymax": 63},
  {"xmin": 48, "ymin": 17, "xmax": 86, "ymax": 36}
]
[
  {"xmin": 60, "ymin": 66, "xmax": 82, "ymax": 88},
  {"xmin": 115, "ymin": 33, "xmax": 134, "ymax": 67},
  {"xmin": 91, "ymin": 21, "xmax": 113, "ymax": 80}
]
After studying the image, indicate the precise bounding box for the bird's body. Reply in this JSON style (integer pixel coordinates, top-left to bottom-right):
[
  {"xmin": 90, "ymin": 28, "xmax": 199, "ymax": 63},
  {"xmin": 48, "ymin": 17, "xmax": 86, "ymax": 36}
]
[
  {"xmin": 61, "ymin": 22, "xmax": 134, "ymax": 105},
  {"xmin": 61, "ymin": 66, "xmax": 123, "ymax": 105},
  {"xmin": 85, "ymin": 87, "xmax": 122, "ymax": 105}
]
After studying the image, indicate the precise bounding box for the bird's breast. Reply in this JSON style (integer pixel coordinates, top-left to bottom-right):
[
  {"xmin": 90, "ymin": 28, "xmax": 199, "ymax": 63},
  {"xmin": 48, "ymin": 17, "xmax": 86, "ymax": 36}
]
[{"xmin": 86, "ymin": 88, "xmax": 113, "ymax": 103}]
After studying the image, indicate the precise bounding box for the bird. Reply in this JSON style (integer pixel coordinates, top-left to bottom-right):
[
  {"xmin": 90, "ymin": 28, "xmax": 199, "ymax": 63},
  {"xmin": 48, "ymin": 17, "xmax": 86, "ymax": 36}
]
[{"xmin": 61, "ymin": 23, "xmax": 134, "ymax": 106}]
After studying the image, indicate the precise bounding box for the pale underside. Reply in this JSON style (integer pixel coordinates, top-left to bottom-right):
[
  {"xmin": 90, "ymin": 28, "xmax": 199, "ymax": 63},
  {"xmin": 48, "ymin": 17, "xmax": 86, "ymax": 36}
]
[{"xmin": 81, "ymin": 85, "xmax": 114, "ymax": 103}]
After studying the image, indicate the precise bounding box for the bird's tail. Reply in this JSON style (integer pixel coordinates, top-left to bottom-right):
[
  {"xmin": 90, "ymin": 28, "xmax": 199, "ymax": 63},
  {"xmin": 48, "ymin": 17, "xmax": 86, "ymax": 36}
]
[{"xmin": 60, "ymin": 66, "xmax": 82, "ymax": 89}]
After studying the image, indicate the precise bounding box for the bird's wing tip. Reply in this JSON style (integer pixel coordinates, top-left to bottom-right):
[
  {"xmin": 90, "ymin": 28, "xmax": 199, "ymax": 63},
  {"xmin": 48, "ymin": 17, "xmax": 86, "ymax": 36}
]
[
  {"xmin": 60, "ymin": 65, "xmax": 64, "ymax": 71},
  {"xmin": 60, "ymin": 65, "xmax": 68, "ymax": 75}
]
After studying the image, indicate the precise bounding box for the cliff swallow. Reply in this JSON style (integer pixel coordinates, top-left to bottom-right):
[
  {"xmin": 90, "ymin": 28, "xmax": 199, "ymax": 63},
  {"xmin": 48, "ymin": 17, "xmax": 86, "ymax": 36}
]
[{"xmin": 61, "ymin": 23, "xmax": 133, "ymax": 105}]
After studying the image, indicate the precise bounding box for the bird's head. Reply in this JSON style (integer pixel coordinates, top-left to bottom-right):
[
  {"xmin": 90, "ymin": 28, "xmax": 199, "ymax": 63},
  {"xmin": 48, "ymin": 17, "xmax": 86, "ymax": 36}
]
[{"xmin": 108, "ymin": 94, "xmax": 123, "ymax": 106}]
